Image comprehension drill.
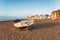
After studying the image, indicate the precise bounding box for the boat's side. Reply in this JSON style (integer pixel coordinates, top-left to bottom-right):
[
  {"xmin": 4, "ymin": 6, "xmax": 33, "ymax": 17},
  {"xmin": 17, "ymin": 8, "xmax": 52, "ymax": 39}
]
[{"xmin": 13, "ymin": 19, "xmax": 34, "ymax": 28}]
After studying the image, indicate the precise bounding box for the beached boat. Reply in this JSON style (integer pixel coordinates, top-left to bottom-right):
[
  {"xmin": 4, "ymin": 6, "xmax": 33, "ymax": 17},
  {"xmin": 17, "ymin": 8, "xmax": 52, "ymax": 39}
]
[{"xmin": 13, "ymin": 19, "xmax": 34, "ymax": 30}]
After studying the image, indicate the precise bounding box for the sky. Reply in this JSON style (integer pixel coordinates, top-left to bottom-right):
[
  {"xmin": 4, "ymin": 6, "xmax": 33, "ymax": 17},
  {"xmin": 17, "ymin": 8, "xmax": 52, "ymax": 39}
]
[{"xmin": 0, "ymin": 0, "xmax": 60, "ymax": 18}]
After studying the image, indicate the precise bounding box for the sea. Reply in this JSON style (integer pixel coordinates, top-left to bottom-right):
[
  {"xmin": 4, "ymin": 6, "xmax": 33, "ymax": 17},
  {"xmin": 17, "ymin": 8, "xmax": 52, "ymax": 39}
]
[{"xmin": 0, "ymin": 16, "xmax": 25, "ymax": 21}]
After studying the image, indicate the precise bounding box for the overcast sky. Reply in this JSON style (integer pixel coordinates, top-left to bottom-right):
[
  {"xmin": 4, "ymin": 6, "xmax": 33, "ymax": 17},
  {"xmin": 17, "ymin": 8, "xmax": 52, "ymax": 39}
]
[{"xmin": 0, "ymin": 0, "xmax": 60, "ymax": 18}]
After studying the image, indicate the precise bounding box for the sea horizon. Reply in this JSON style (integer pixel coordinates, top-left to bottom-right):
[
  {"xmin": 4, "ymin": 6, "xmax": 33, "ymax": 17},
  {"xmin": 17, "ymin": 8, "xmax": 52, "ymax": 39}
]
[{"xmin": 0, "ymin": 16, "xmax": 25, "ymax": 21}]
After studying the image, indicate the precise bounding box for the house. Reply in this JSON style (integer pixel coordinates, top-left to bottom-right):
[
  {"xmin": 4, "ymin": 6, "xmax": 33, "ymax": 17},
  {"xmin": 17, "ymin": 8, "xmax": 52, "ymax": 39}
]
[
  {"xmin": 31, "ymin": 15, "xmax": 40, "ymax": 19},
  {"xmin": 40, "ymin": 14, "xmax": 47, "ymax": 19},
  {"xmin": 26, "ymin": 15, "xmax": 40, "ymax": 20},
  {"xmin": 51, "ymin": 9, "xmax": 60, "ymax": 20}
]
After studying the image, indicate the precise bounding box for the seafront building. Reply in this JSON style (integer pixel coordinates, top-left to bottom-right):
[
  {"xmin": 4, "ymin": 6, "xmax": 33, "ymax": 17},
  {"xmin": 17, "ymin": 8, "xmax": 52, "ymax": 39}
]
[
  {"xmin": 51, "ymin": 9, "xmax": 60, "ymax": 20},
  {"xmin": 26, "ymin": 15, "xmax": 40, "ymax": 20}
]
